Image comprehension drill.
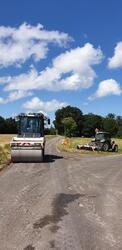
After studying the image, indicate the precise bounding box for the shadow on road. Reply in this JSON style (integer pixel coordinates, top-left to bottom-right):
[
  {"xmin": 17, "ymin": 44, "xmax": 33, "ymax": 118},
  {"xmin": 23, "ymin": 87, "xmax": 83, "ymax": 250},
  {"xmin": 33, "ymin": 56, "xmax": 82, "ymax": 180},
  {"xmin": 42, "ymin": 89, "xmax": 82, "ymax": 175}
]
[
  {"xmin": 11, "ymin": 154, "xmax": 63, "ymax": 164},
  {"xmin": 44, "ymin": 154, "xmax": 63, "ymax": 163}
]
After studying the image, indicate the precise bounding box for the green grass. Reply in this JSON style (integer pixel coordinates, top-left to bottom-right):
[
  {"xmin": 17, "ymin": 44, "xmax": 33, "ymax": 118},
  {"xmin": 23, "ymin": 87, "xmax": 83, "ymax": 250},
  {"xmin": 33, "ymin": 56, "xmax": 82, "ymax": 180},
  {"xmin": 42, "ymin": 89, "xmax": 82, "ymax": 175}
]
[
  {"xmin": 0, "ymin": 134, "xmax": 16, "ymax": 147},
  {"xmin": 0, "ymin": 135, "xmax": 15, "ymax": 170},
  {"xmin": 0, "ymin": 144, "xmax": 11, "ymax": 170},
  {"xmin": 59, "ymin": 137, "xmax": 122, "ymax": 156},
  {"xmin": 0, "ymin": 134, "xmax": 14, "ymax": 170}
]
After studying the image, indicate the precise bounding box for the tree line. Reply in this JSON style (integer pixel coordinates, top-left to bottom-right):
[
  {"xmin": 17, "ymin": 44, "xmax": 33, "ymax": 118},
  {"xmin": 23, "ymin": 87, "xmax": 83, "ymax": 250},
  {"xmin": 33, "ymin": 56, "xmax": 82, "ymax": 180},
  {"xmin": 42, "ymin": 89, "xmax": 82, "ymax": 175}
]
[
  {"xmin": 54, "ymin": 106, "xmax": 122, "ymax": 138},
  {"xmin": 0, "ymin": 106, "xmax": 122, "ymax": 138},
  {"xmin": 0, "ymin": 117, "xmax": 18, "ymax": 134}
]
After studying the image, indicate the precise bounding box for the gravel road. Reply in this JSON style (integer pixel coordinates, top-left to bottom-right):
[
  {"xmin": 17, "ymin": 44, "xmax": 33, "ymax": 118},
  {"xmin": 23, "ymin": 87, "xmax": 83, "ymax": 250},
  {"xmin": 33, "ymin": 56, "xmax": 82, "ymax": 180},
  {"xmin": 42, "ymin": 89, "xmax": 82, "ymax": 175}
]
[{"xmin": 0, "ymin": 137, "xmax": 122, "ymax": 250}]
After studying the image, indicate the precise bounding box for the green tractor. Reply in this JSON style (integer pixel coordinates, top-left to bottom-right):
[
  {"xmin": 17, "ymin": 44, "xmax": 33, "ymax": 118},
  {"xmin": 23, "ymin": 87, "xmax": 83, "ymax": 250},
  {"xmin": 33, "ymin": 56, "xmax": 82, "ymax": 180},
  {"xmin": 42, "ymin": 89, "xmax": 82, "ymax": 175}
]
[
  {"xmin": 77, "ymin": 132, "xmax": 118, "ymax": 152},
  {"xmin": 92, "ymin": 132, "xmax": 118, "ymax": 152}
]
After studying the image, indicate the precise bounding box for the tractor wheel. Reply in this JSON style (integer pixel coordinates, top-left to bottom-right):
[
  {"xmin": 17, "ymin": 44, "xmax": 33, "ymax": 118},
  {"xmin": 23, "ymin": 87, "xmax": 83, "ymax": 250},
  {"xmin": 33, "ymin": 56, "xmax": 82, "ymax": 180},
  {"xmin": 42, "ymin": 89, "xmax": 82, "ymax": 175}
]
[
  {"xmin": 97, "ymin": 144, "xmax": 102, "ymax": 152},
  {"xmin": 102, "ymin": 142, "xmax": 109, "ymax": 152},
  {"xmin": 113, "ymin": 145, "xmax": 118, "ymax": 152}
]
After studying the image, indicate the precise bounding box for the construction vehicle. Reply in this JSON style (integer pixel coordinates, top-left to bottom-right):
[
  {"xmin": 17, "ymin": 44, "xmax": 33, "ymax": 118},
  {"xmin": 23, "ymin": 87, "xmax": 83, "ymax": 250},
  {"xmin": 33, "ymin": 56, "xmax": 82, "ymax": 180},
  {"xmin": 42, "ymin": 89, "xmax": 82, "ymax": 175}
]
[
  {"xmin": 10, "ymin": 112, "xmax": 50, "ymax": 162},
  {"xmin": 77, "ymin": 132, "xmax": 118, "ymax": 152}
]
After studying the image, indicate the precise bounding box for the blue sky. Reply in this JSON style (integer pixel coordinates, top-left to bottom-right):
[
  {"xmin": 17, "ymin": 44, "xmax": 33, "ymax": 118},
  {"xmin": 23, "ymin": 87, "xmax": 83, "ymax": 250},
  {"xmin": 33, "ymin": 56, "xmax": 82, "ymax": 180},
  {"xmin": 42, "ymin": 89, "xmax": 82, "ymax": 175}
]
[{"xmin": 0, "ymin": 0, "xmax": 122, "ymax": 120}]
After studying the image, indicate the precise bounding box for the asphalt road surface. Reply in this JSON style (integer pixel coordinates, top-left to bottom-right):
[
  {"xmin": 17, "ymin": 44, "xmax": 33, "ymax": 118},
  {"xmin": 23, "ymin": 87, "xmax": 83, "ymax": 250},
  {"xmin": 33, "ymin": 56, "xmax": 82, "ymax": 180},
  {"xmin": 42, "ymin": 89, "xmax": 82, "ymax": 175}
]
[{"xmin": 0, "ymin": 137, "xmax": 122, "ymax": 250}]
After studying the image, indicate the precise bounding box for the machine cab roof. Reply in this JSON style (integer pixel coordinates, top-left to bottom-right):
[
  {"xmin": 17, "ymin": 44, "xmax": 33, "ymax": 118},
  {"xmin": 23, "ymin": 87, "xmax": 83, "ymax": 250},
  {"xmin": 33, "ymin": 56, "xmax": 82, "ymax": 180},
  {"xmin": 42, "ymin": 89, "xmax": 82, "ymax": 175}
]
[{"xmin": 95, "ymin": 132, "xmax": 111, "ymax": 141}]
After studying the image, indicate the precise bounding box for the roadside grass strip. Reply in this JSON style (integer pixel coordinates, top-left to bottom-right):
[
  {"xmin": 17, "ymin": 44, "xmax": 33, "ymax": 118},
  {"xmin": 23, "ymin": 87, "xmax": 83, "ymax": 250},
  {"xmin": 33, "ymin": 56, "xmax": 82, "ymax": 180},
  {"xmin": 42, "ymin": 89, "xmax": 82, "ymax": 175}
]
[
  {"xmin": 59, "ymin": 137, "xmax": 122, "ymax": 156},
  {"xmin": 0, "ymin": 144, "xmax": 11, "ymax": 170},
  {"xmin": 0, "ymin": 134, "xmax": 15, "ymax": 170},
  {"xmin": 0, "ymin": 134, "xmax": 16, "ymax": 146}
]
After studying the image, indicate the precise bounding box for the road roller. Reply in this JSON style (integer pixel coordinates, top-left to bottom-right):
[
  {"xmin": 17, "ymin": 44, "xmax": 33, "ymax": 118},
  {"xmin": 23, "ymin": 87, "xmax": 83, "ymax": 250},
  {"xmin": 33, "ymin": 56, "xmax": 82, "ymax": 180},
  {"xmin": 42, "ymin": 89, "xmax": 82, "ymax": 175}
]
[{"xmin": 10, "ymin": 112, "xmax": 50, "ymax": 162}]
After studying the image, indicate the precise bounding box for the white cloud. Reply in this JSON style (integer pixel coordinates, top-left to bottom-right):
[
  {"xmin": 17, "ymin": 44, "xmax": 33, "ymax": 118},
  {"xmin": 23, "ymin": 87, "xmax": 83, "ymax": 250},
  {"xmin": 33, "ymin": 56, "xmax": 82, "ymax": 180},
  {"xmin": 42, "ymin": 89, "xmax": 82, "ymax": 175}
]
[
  {"xmin": 108, "ymin": 42, "xmax": 122, "ymax": 68},
  {"xmin": 23, "ymin": 97, "xmax": 68, "ymax": 112},
  {"xmin": 3, "ymin": 67, "xmax": 39, "ymax": 91},
  {"xmin": 88, "ymin": 79, "xmax": 122, "ymax": 100},
  {"xmin": 1, "ymin": 43, "xmax": 103, "ymax": 92},
  {"xmin": 0, "ymin": 23, "xmax": 71, "ymax": 67},
  {"xmin": 0, "ymin": 90, "xmax": 33, "ymax": 104},
  {"xmin": 0, "ymin": 97, "xmax": 5, "ymax": 104}
]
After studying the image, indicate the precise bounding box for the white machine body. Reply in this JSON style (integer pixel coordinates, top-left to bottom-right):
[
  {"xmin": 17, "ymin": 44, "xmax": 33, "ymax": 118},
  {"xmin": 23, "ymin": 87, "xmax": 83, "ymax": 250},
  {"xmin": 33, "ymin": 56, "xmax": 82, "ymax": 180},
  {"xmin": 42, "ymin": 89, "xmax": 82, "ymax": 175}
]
[{"xmin": 10, "ymin": 112, "xmax": 50, "ymax": 162}]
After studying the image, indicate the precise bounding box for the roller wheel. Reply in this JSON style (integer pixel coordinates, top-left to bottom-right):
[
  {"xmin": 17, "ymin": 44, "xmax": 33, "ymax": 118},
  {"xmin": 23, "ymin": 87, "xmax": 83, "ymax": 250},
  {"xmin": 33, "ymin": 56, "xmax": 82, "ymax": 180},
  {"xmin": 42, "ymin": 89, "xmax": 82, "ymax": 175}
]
[{"xmin": 42, "ymin": 148, "xmax": 45, "ymax": 161}]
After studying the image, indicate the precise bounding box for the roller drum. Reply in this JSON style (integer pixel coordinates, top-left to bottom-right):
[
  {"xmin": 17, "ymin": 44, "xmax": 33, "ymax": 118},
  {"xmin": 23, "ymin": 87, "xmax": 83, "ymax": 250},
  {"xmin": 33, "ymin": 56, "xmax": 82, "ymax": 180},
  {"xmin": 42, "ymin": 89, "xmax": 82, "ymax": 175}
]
[{"xmin": 11, "ymin": 149, "xmax": 44, "ymax": 163}]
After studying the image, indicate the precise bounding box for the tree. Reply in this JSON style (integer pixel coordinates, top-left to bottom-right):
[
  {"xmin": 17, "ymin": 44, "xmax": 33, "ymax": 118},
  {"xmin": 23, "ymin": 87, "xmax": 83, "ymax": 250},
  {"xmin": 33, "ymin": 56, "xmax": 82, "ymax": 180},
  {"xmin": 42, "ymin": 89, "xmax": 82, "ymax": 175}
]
[
  {"xmin": 116, "ymin": 116, "xmax": 122, "ymax": 138},
  {"xmin": 103, "ymin": 117, "xmax": 118, "ymax": 136},
  {"xmin": 0, "ymin": 116, "xmax": 17, "ymax": 134},
  {"xmin": 62, "ymin": 117, "xmax": 77, "ymax": 137},
  {"xmin": 117, "ymin": 127, "xmax": 122, "ymax": 138},
  {"xmin": 82, "ymin": 113, "xmax": 103, "ymax": 137},
  {"xmin": 6, "ymin": 118, "xmax": 18, "ymax": 134},
  {"xmin": 54, "ymin": 106, "xmax": 83, "ymax": 136},
  {"xmin": 107, "ymin": 113, "xmax": 116, "ymax": 119},
  {"xmin": 0, "ymin": 116, "xmax": 7, "ymax": 133},
  {"xmin": 44, "ymin": 126, "xmax": 56, "ymax": 135}
]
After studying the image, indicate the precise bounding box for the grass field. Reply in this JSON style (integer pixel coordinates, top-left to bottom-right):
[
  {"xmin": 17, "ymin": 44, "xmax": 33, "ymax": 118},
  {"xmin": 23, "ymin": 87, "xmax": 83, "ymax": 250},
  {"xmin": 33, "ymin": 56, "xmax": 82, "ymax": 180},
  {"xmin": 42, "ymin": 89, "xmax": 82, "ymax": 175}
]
[
  {"xmin": 0, "ymin": 134, "xmax": 15, "ymax": 169},
  {"xmin": 59, "ymin": 137, "xmax": 122, "ymax": 155},
  {"xmin": 0, "ymin": 134, "xmax": 16, "ymax": 146}
]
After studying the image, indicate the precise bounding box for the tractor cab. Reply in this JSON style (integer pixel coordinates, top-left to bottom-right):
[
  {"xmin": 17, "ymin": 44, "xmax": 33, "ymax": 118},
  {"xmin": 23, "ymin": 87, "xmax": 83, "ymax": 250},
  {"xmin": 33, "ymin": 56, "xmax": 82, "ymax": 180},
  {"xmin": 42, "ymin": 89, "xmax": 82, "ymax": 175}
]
[{"xmin": 95, "ymin": 132, "xmax": 111, "ymax": 143}]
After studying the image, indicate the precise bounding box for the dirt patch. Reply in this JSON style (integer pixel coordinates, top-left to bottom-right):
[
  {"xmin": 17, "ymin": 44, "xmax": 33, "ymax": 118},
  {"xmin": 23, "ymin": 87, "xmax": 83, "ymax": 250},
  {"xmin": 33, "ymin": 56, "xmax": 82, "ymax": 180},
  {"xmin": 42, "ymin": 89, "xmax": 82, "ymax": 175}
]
[
  {"xmin": 49, "ymin": 240, "xmax": 55, "ymax": 248},
  {"xmin": 50, "ymin": 225, "xmax": 60, "ymax": 233},
  {"xmin": 33, "ymin": 193, "xmax": 81, "ymax": 231},
  {"xmin": 23, "ymin": 245, "xmax": 35, "ymax": 250}
]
